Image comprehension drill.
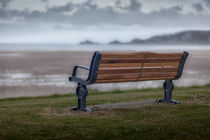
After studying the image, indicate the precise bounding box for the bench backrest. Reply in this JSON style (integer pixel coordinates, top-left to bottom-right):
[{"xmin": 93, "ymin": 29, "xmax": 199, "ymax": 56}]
[{"xmin": 87, "ymin": 51, "xmax": 189, "ymax": 84}]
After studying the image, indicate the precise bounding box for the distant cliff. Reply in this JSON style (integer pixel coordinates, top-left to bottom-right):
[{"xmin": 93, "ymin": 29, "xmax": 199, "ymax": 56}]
[
  {"xmin": 80, "ymin": 40, "xmax": 97, "ymax": 45},
  {"xmin": 109, "ymin": 30, "xmax": 210, "ymax": 45}
]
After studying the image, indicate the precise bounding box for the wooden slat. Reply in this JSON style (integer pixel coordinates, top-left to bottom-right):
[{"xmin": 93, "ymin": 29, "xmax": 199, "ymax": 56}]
[
  {"xmin": 145, "ymin": 58, "xmax": 181, "ymax": 63},
  {"xmin": 96, "ymin": 72, "xmax": 177, "ymax": 81},
  {"xmin": 143, "ymin": 62, "xmax": 180, "ymax": 67},
  {"xmin": 101, "ymin": 52, "xmax": 145, "ymax": 58},
  {"xmin": 99, "ymin": 63, "xmax": 141, "ymax": 68},
  {"xmin": 101, "ymin": 52, "xmax": 184, "ymax": 59},
  {"xmin": 98, "ymin": 67, "xmax": 178, "ymax": 75},
  {"xmin": 140, "ymin": 72, "xmax": 177, "ymax": 78},
  {"xmin": 95, "ymin": 76, "xmax": 175, "ymax": 83},
  {"xmin": 97, "ymin": 73, "xmax": 138, "ymax": 80},
  {"xmin": 142, "ymin": 67, "xmax": 178, "ymax": 72},
  {"xmin": 98, "ymin": 68, "xmax": 140, "ymax": 75},
  {"xmin": 100, "ymin": 58, "xmax": 181, "ymax": 64},
  {"xmin": 146, "ymin": 53, "xmax": 183, "ymax": 58},
  {"xmin": 139, "ymin": 76, "xmax": 176, "ymax": 81},
  {"xmin": 99, "ymin": 62, "xmax": 179, "ymax": 68},
  {"xmin": 95, "ymin": 78, "xmax": 138, "ymax": 83}
]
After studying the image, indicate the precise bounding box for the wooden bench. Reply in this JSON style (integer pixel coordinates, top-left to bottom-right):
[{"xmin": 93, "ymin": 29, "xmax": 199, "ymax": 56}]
[{"xmin": 69, "ymin": 51, "xmax": 189, "ymax": 111}]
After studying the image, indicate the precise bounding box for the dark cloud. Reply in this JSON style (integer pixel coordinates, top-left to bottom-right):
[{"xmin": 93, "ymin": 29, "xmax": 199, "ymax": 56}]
[
  {"xmin": 38, "ymin": 0, "xmax": 116, "ymax": 25},
  {"xmin": 0, "ymin": 8, "xmax": 28, "ymax": 19},
  {"xmin": 81, "ymin": 0, "xmax": 97, "ymax": 10},
  {"xmin": 1, "ymin": 0, "xmax": 210, "ymax": 43},
  {"xmin": 128, "ymin": 0, "xmax": 142, "ymax": 11},
  {"xmin": 192, "ymin": 3, "xmax": 204, "ymax": 12},
  {"xmin": 0, "ymin": 9, "xmax": 7, "ymax": 18},
  {"xmin": 171, "ymin": 6, "xmax": 182, "ymax": 12},
  {"xmin": 150, "ymin": 6, "xmax": 182, "ymax": 19},
  {"xmin": 0, "ymin": 0, "xmax": 210, "ymax": 35},
  {"xmin": 69, "ymin": 5, "xmax": 116, "ymax": 25},
  {"xmin": 0, "ymin": 0, "xmax": 13, "ymax": 8},
  {"xmin": 115, "ymin": 0, "xmax": 121, "ymax": 8},
  {"xmin": 205, "ymin": 0, "xmax": 210, "ymax": 8},
  {"xmin": 46, "ymin": 0, "xmax": 97, "ymax": 13},
  {"xmin": 48, "ymin": 2, "xmax": 74, "ymax": 12},
  {"xmin": 115, "ymin": 0, "xmax": 141, "ymax": 12}
]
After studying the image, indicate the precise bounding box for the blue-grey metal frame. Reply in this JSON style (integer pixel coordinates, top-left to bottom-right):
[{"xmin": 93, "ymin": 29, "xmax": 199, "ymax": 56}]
[
  {"xmin": 69, "ymin": 51, "xmax": 189, "ymax": 111},
  {"xmin": 69, "ymin": 51, "xmax": 101, "ymax": 111},
  {"xmin": 156, "ymin": 51, "xmax": 189, "ymax": 104},
  {"xmin": 156, "ymin": 80, "xmax": 179, "ymax": 104},
  {"xmin": 174, "ymin": 51, "xmax": 189, "ymax": 80}
]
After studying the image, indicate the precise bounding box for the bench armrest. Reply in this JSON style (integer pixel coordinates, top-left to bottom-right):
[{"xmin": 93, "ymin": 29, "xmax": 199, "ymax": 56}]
[
  {"xmin": 72, "ymin": 65, "xmax": 90, "ymax": 77},
  {"xmin": 69, "ymin": 65, "xmax": 90, "ymax": 85},
  {"xmin": 69, "ymin": 52, "xmax": 102, "ymax": 85}
]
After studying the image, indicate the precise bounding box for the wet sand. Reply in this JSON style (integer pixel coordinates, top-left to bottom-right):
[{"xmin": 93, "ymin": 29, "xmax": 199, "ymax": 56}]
[{"xmin": 0, "ymin": 50, "xmax": 210, "ymax": 98}]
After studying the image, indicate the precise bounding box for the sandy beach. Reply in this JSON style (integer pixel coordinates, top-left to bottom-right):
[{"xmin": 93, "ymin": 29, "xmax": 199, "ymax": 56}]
[{"xmin": 0, "ymin": 50, "xmax": 210, "ymax": 98}]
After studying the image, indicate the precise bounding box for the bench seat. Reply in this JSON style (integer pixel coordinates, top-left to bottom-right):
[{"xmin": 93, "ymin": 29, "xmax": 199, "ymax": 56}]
[{"xmin": 69, "ymin": 51, "xmax": 189, "ymax": 112}]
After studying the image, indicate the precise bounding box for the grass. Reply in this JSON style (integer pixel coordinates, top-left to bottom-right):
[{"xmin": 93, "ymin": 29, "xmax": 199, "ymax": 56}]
[{"xmin": 0, "ymin": 84, "xmax": 210, "ymax": 140}]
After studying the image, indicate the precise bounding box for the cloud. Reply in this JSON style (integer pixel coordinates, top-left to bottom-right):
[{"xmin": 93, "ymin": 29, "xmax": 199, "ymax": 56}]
[
  {"xmin": 205, "ymin": 0, "xmax": 210, "ymax": 8},
  {"xmin": 48, "ymin": 2, "xmax": 74, "ymax": 12},
  {"xmin": 115, "ymin": 0, "xmax": 142, "ymax": 12},
  {"xmin": 0, "ymin": 0, "xmax": 13, "ymax": 8},
  {"xmin": 0, "ymin": 9, "xmax": 8, "ymax": 18},
  {"xmin": 69, "ymin": 5, "xmax": 117, "ymax": 25},
  {"xmin": 81, "ymin": 0, "xmax": 97, "ymax": 10},
  {"xmin": 45, "ymin": 0, "xmax": 98, "ymax": 14},
  {"xmin": 171, "ymin": 6, "xmax": 182, "ymax": 12},
  {"xmin": 149, "ymin": 6, "xmax": 183, "ymax": 20},
  {"xmin": 1, "ymin": 0, "xmax": 210, "ymax": 37},
  {"xmin": 0, "ymin": 8, "xmax": 28, "ymax": 20},
  {"xmin": 192, "ymin": 3, "xmax": 204, "ymax": 12},
  {"xmin": 0, "ymin": 2, "xmax": 208, "ymax": 28},
  {"xmin": 127, "ymin": 0, "xmax": 142, "ymax": 11},
  {"xmin": 1, "ymin": 0, "xmax": 210, "ymax": 43}
]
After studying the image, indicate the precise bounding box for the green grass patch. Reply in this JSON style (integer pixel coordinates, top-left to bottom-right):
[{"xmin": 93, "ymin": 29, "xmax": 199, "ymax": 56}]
[{"xmin": 0, "ymin": 84, "xmax": 210, "ymax": 140}]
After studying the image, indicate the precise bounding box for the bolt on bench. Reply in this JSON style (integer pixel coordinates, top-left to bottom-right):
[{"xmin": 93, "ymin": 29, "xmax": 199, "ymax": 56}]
[{"xmin": 69, "ymin": 51, "xmax": 189, "ymax": 112}]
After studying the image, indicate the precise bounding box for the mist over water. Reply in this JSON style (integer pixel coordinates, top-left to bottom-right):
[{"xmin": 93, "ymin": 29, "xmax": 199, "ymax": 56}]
[
  {"xmin": 1, "ymin": 44, "xmax": 210, "ymax": 51},
  {"xmin": 2, "ymin": 26, "xmax": 210, "ymax": 44}
]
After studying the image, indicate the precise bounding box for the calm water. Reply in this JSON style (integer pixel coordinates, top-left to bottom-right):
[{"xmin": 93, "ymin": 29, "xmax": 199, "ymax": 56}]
[
  {"xmin": 1, "ymin": 43, "xmax": 210, "ymax": 98},
  {"xmin": 0, "ymin": 43, "xmax": 210, "ymax": 51}
]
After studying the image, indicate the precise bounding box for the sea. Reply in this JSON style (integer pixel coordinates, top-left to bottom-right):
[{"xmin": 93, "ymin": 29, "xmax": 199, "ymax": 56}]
[
  {"xmin": 1, "ymin": 43, "xmax": 210, "ymax": 98},
  {"xmin": 0, "ymin": 43, "xmax": 210, "ymax": 51}
]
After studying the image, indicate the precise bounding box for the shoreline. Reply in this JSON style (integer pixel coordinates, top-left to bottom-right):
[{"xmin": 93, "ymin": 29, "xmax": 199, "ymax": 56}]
[
  {"xmin": 1, "ymin": 49, "xmax": 210, "ymax": 98},
  {"xmin": 0, "ymin": 83, "xmax": 209, "ymax": 100}
]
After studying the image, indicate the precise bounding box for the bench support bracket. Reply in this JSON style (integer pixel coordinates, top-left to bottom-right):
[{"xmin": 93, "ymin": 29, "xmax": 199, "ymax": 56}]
[
  {"xmin": 70, "ymin": 84, "xmax": 91, "ymax": 112},
  {"xmin": 156, "ymin": 80, "xmax": 180, "ymax": 104}
]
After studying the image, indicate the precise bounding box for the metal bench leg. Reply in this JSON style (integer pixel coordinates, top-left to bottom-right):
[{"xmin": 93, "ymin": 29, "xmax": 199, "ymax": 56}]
[
  {"xmin": 156, "ymin": 80, "xmax": 180, "ymax": 104},
  {"xmin": 71, "ymin": 84, "xmax": 92, "ymax": 112}
]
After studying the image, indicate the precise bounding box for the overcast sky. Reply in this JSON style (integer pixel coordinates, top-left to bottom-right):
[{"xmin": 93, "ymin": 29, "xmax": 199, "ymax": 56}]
[{"xmin": 1, "ymin": 0, "xmax": 210, "ymax": 43}]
